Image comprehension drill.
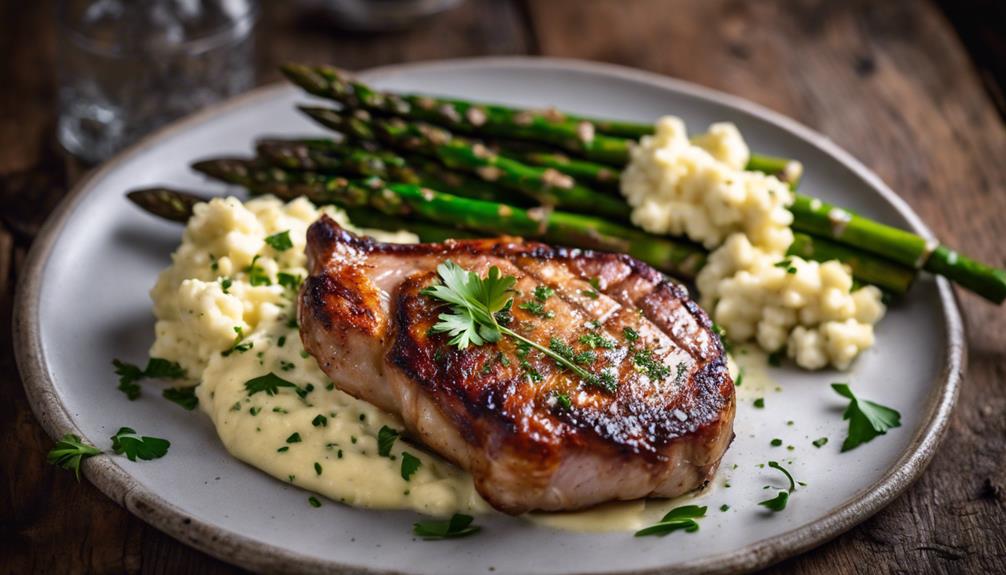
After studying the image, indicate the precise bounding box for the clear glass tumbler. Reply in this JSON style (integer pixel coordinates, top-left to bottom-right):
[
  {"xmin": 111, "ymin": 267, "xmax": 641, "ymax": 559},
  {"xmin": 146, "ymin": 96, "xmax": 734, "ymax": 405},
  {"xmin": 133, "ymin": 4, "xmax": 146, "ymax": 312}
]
[{"xmin": 57, "ymin": 0, "xmax": 258, "ymax": 163}]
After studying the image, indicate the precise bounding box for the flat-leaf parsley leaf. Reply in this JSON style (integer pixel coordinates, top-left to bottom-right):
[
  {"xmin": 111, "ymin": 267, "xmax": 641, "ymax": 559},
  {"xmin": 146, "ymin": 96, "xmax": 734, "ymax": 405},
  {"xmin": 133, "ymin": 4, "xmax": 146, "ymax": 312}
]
[
  {"xmin": 264, "ymin": 230, "xmax": 293, "ymax": 252},
  {"xmin": 110, "ymin": 427, "xmax": 170, "ymax": 461},
  {"xmin": 401, "ymin": 452, "xmax": 421, "ymax": 481},
  {"xmin": 831, "ymin": 383, "xmax": 901, "ymax": 452},
  {"xmin": 378, "ymin": 425, "xmax": 400, "ymax": 457},
  {"xmin": 245, "ymin": 372, "xmax": 299, "ymax": 397},
  {"xmin": 422, "ymin": 261, "xmax": 612, "ymax": 390},
  {"xmin": 47, "ymin": 434, "xmax": 102, "ymax": 480}
]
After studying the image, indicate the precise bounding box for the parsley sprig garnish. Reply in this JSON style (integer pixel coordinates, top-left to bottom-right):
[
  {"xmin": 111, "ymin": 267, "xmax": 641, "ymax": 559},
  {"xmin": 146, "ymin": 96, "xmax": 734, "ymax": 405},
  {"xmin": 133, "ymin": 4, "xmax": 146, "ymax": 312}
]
[
  {"xmin": 112, "ymin": 358, "xmax": 186, "ymax": 400},
  {"xmin": 47, "ymin": 434, "xmax": 102, "ymax": 480},
  {"xmin": 422, "ymin": 261, "xmax": 612, "ymax": 390},
  {"xmin": 634, "ymin": 505, "xmax": 706, "ymax": 537},
  {"xmin": 413, "ymin": 513, "xmax": 480, "ymax": 540},
  {"xmin": 832, "ymin": 383, "xmax": 902, "ymax": 451},
  {"xmin": 110, "ymin": 427, "xmax": 171, "ymax": 461}
]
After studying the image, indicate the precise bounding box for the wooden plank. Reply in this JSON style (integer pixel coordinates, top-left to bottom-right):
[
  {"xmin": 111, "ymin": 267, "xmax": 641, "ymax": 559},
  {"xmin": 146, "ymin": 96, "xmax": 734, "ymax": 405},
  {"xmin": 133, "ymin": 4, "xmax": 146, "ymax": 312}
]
[{"xmin": 526, "ymin": 0, "xmax": 1006, "ymax": 573}]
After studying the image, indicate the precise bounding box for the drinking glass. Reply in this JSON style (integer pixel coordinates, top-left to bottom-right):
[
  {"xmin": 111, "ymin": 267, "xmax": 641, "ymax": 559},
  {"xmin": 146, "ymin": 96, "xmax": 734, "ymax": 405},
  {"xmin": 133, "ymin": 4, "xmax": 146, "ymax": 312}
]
[{"xmin": 57, "ymin": 0, "xmax": 258, "ymax": 163}]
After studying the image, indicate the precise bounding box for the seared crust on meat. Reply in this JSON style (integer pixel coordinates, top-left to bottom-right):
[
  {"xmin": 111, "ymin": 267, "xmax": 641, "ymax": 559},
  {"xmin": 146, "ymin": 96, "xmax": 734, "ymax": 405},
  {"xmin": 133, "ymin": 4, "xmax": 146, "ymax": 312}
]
[{"xmin": 300, "ymin": 215, "xmax": 734, "ymax": 514}]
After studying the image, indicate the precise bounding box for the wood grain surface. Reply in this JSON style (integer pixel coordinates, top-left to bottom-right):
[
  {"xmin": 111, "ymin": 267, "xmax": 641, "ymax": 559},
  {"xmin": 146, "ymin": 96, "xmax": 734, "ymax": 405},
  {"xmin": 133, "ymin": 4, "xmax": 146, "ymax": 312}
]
[{"xmin": 2, "ymin": 1, "xmax": 1003, "ymax": 573}]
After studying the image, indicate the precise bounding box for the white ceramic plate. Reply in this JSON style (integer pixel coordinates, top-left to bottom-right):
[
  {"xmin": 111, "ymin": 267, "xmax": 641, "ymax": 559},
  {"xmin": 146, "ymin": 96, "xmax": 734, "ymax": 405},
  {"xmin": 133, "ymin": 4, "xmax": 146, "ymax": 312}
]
[{"xmin": 15, "ymin": 58, "xmax": 963, "ymax": 574}]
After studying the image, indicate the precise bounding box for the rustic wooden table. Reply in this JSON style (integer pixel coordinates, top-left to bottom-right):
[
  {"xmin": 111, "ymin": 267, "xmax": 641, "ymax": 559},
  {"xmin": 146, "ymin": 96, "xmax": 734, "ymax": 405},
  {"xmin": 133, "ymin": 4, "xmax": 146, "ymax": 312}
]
[{"xmin": 2, "ymin": 1, "xmax": 1004, "ymax": 573}]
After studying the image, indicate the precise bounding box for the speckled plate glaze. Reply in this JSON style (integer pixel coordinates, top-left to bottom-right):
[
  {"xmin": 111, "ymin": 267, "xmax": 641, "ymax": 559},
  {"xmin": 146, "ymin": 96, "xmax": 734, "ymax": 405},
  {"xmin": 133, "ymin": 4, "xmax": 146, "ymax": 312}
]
[{"xmin": 15, "ymin": 58, "xmax": 964, "ymax": 574}]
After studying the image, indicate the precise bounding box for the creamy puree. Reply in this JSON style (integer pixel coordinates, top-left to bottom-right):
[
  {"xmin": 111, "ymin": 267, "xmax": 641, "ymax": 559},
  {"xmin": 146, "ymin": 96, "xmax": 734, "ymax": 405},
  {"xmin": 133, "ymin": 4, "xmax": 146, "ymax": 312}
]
[{"xmin": 149, "ymin": 194, "xmax": 739, "ymax": 531}]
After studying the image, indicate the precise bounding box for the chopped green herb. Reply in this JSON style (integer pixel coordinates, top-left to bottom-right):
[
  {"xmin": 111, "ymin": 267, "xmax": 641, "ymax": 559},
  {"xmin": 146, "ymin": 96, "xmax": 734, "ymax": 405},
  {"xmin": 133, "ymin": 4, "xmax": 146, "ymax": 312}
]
[
  {"xmin": 533, "ymin": 285, "xmax": 554, "ymax": 302},
  {"xmin": 378, "ymin": 426, "xmax": 400, "ymax": 457},
  {"xmin": 632, "ymin": 349, "xmax": 671, "ymax": 380},
  {"xmin": 759, "ymin": 491, "xmax": 789, "ymax": 512},
  {"xmin": 264, "ymin": 230, "xmax": 293, "ymax": 252},
  {"xmin": 112, "ymin": 357, "xmax": 187, "ymax": 400},
  {"xmin": 279, "ymin": 360, "xmax": 296, "ymax": 372},
  {"xmin": 244, "ymin": 254, "xmax": 271, "ymax": 286},
  {"xmin": 768, "ymin": 460, "xmax": 797, "ymax": 492},
  {"xmin": 286, "ymin": 433, "xmax": 302, "ymax": 444},
  {"xmin": 249, "ymin": 406, "xmax": 261, "ymax": 416},
  {"xmin": 230, "ymin": 401, "xmax": 242, "ymax": 412},
  {"xmin": 110, "ymin": 427, "xmax": 170, "ymax": 462},
  {"xmin": 518, "ymin": 300, "xmax": 554, "ymax": 318},
  {"xmin": 277, "ymin": 446, "xmax": 289, "ymax": 453},
  {"xmin": 314, "ymin": 462, "xmax": 323, "ymax": 476},
  {"xmin": 401, "ymin": 452, "xmax": 421, "ymax": 481},
  {"xmin": 47, "ymin": 434, "xmax": 102, "ymax": 480},
  {"xmin": 767, "ymin": 350, "xmax": 784, "ymax": 367},
  {"xmin": 308, "ymin": 496, "xmax": 322, "ymax": 508},
  {"xmin": 413, "ymin": 513, "xmax": 480, "ymax": 540},
  {"xmin": 622, "ymin": 326, "xmax": 639, "ymax": 343},
  {"xmin": 209, "ymin": 254, "xmax": 219, "ymax": 272},
  {"xmin": 553, "ymin": 392, "xmax": 572, "ymax": 410},
  {"xmin": 579, "ymin": 331, "xmax": 615, "ymax": 349},
  {"xmin": 634, "ymin": 505, "xmax": 706, "ymax": 537},
  {"xmin": 312, "ymin": 414, "xmax": 328, "ymax": 428},
  {"xmin": 245, "ymin": 372, "xmax": 298, "ymax": 397},
  {"xmin": 831, "ymin": 383, "xmax": 902, "ymax": 452},
  {"xmin": 812, "ymin": 437, "xmax": 829, "ymax": 448},
  {"xmin": 753, "ymin": 398, "xmax": 765, "ymax": 409},
  {"xmin": 719, "ymin": 504, "xmax": 730, "ymax": 512},
  {"xmin": 272, "ymin": 407, "xmax": 288, "ymax": 414},
  {"xmin": 734, "ymin": 368, "xmax": 745, "ymax": 387},
  {"xmin": 222, "ymin": 326, "xmax": 252, "ymax": 357},
  {"xmin": 220, "ymin": 277, "xmax": 232, "ymax": 294},
  {"xmin": 278, "ymin": 271, "xmax": 302, "ymax": 290},
  {"xmin": 161, "ymin": 386, "xmax": 199, "ymax": 410},
  {"xmin": 277, "ymin": 335, "xmax": 287, "ymax": 348},
  {"xmin": 770, "ymin": 438, "xmax": 782, "ymax": 447}
]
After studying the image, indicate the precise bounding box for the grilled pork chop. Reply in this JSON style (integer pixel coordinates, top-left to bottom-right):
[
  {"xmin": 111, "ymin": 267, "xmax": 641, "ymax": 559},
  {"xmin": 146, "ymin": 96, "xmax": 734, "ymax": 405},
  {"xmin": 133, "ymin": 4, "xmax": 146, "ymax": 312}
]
[{"xmin": 299, "ymin": 215, "xmax": 734, "ymax": 514}]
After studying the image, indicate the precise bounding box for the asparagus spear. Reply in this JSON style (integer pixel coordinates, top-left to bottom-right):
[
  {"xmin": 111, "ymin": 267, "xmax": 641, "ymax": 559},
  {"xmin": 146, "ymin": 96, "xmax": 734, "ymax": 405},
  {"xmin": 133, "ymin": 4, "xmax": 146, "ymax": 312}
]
[
  {"xmin": 126, "ymin": 187, "xmax": 208, "ymax": 223},
  {"xmin": 789, "ymin": 195, "xmax": 1006, "ymax": 303},
  {"xmin": 125, "ymin": 186, "xmax": 466, "ymax": 243},
  {"xmin": 297, "ymin": 106, "xmax": 632, "ymax": 221},
  {"xmin": 283, "ymin": 63, "xmax": 631, "ymax": 165},
  {"xmin": 255, "ymin": 138, "xmax": 517, "ymax": 204}
]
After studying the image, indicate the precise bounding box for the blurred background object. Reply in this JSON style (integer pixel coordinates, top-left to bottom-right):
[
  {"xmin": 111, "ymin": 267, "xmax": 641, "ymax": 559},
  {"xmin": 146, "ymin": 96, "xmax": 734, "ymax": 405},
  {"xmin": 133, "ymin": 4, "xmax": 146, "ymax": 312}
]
[
  {"xmin": 298, "ymin": 0, "xmax": 465, "ymax": 31},
  {"xmin": 57, "ymin": 0, "xmax": 258, "ymax": 163}
]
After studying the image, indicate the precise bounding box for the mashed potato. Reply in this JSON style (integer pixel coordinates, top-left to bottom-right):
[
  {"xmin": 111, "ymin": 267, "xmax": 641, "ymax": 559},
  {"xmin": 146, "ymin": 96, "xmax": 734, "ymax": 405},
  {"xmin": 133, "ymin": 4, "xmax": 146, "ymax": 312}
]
[
  {"xmin": 623, "ymin": 117, "xmax": 885, "ymax": 370},
  {"xmin": 150, "ymin": 195, "xmax": 487, "ymax": 515}
]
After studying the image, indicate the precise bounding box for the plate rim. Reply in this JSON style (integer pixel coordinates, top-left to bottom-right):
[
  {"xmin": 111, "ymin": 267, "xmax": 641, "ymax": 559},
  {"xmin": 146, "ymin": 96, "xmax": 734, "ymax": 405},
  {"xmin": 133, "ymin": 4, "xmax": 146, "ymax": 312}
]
[{"xmin": 13, "ymin": 56, "xmax": 965, "ymax": 575}]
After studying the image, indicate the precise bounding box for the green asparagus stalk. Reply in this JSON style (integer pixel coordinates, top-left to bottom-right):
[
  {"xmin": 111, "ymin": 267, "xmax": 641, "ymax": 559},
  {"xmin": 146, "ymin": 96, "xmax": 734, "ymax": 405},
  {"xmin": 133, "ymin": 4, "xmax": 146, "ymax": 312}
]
[
  {"xmin": 297, "ymin": 106, "xmax": 632, "ymax": 221},
  {"xmin": 282, "ymin": 63, "xmax": 631, "ymax": 165},
  {"xmin": 789, "ymin": 195, "xmax": 1006, "ymax": 303},
  {"xmin": 255, "ymin": 138, "xmax": 517, "ymax": 204},
  {"xmin": 126, "ymin": 187, "xmax": 208, "ymax": 223},
  {"xmin": 124, "ymin": 186, "xmax": 467, "ymax": 243}
]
